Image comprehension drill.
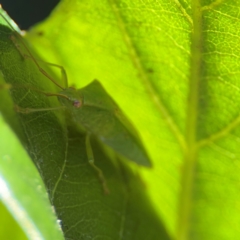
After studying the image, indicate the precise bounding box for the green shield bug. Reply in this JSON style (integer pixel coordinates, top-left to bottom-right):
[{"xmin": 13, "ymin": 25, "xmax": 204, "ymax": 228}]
[{"xmin": 0, "ymin": 10, "xmax": 152, "ymax": 193}]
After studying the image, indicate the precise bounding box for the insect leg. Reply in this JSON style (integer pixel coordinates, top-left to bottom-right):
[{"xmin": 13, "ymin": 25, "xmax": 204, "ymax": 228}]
[
  {"xmin": 15, "ymin": 105, "xmax": 65, "ymax": 114},
  {"xmin": 9, "ymin": 85, "xmax": 68, "ymax": 114},
  {"xmin": 22, "ymin": 54, "xmax": 68, "ymax": 89},
  {"xmin": 10, "ymin": 34, "xmax": 65, "ymax": 90},
  {"xmin": 85, "ymin": 134, "xmax": 109, "ymax": 194},
  {"xmin": 0, "ymin": 13, "xmax": 64, "ymax": 91}
]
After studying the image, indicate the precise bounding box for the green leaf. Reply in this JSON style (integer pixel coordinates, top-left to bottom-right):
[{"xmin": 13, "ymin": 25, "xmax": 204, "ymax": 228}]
[
  {"xmin": 2, "ymin": 0, "xmax": 240, "ymax": 239},
  {"xmin": 0, "ymin": 115, "xmax": 64, "ymax": 240},
  {"xmin": 24, "ymin": 0, "xmax": 240, "ymax": 239},
  {"xmin": 27, "ymin": 0, "xmax": 184, "ymax": 237},
  {"xmin": 0, "ymin": 201, "xmax": 27, "ymax": 240},
  {"xmin": 0, "ymin": 5, "xmax": 169, "ymax": 240}
]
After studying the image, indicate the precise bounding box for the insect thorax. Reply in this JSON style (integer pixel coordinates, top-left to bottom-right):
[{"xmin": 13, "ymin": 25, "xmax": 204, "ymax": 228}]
[{"xmin": 58, "ymin": 87, "xmax": 83, "ymax": 109}]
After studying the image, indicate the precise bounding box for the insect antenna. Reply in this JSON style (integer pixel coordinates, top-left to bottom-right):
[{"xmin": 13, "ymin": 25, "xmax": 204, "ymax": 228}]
[
  {"xmin": 0, "ymin": 9, "xmax": 65, "ymax": 90},
  {"xmin": 9, "ymin": 83, "xmax": 70, "ymax": 100}
]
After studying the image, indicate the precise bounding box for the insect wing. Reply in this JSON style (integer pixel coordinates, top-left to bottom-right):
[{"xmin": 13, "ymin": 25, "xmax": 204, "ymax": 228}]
[{"xmin": 76, "ymin": 80, "xmax": 152, "ymax": 167}]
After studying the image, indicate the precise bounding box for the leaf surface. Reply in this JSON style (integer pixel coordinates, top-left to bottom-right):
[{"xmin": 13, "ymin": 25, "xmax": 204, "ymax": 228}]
[
  {"xmin": 25, "ymin": 1, "xmax": 240, "ymax": 239},
  {"xmin": 0, "ymin": 115, "xmax": 64, "ymax": 240},
  {"xmin": 0, "ymin": 5, "xmax": 169, "ymax": 240}
]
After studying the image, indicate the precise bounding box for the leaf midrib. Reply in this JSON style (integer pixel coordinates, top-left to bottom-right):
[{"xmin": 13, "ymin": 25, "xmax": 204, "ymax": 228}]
[
  {"xmin": 177, "ymin": 0, "xmax": 202, "ymax": 239},
  {"xmin": 99, "ymin": 1, "xmax": 236, "ymax": 239}
]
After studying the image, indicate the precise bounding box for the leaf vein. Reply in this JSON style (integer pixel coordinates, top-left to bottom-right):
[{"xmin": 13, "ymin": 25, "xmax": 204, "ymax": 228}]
[
  {"xmin": 202, "ymin": 0, "xmax": 225, "ymax": 11},
  {"xmin": 50, "ymin": 130, "xmax": 68, "ymax": 202},
  {"xmin": 108, "ymin": 0, "xmax": 186, "ymax": 150},
  {"xmin": 173, "ymin": 0, "xmax": 193, "ymax": 25},
  {"xmin": 197, "ymin": 114, "xmax": 240, "ymax": 149}
]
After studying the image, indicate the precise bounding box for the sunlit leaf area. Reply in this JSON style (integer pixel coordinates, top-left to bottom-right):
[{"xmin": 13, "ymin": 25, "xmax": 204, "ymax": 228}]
[{"xmin": 0, "ymin": 1, "xmax": 240, "ymax": 240}]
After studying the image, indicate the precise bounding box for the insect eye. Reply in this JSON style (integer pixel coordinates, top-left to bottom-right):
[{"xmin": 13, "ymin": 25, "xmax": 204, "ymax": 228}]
[{"xmin": 73, "ymin": 100, "xmax": 82, "ymax": 108}]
